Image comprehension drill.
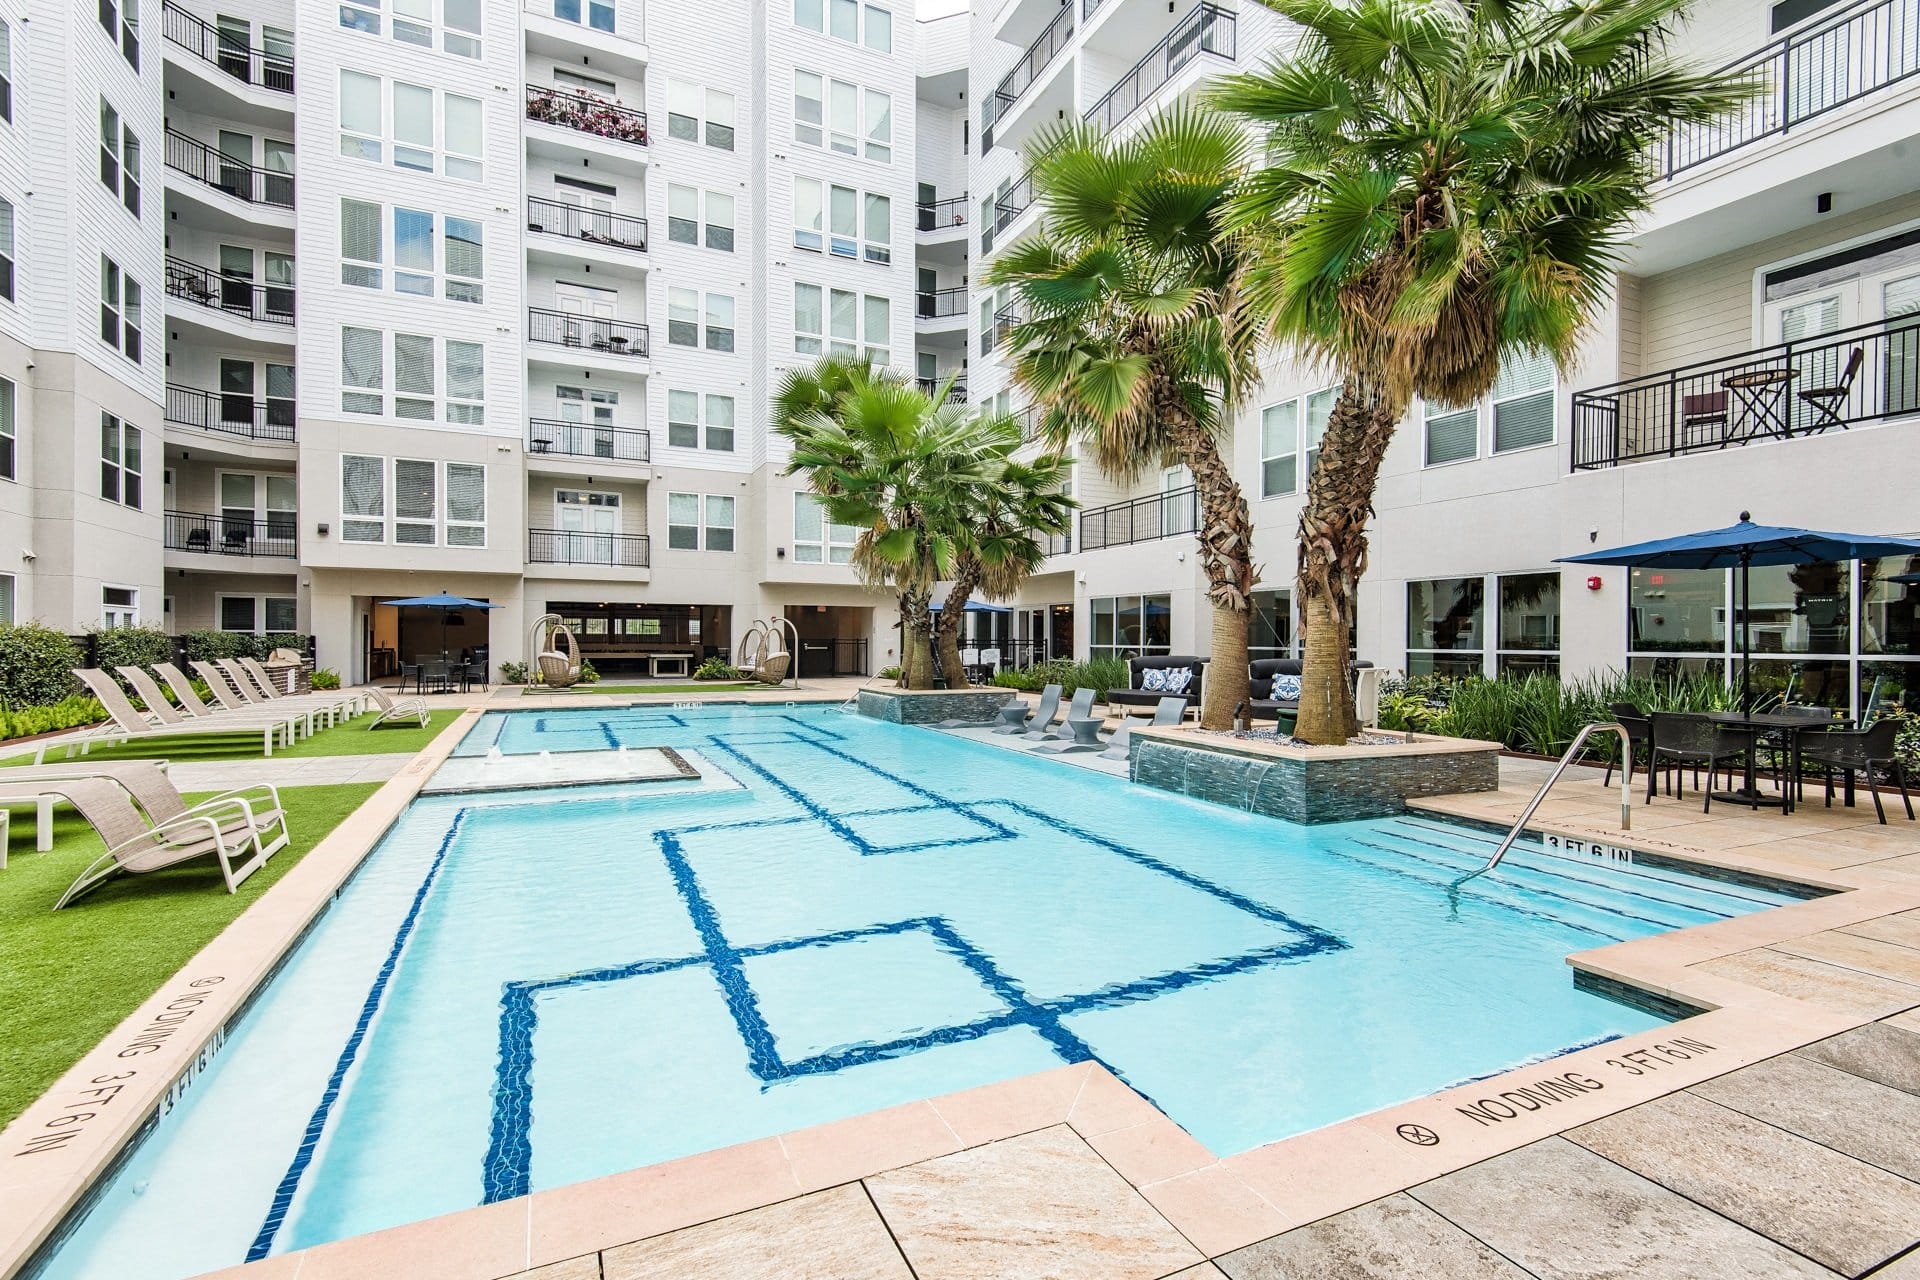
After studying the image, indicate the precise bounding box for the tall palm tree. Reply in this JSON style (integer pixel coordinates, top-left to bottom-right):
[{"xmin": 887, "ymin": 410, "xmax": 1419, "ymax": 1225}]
[
  {"xmin": 775, "ymin": 362, "xmax": 1071, "ymax": 689},
  {"xmin": 1214, "ymin": 0, "xmax": 1751, "ymax": 743},
  {"xmin": 988, "ymin": 106, "xmax": 1263, "ymax": 729}
]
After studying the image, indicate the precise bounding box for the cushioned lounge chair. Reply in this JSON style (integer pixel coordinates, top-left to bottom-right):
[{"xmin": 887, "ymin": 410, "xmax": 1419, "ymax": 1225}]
[
  {"xmin": 994, "ymin": 684, "xmax": 1060, "ymax": 735},
  {"xmin": 51, "ymin": 776, "xmax": 289, "ymax": 909},
  {"xmin": 1107, "ymin": 657, "xmax": 1204, "ymax": 717}
]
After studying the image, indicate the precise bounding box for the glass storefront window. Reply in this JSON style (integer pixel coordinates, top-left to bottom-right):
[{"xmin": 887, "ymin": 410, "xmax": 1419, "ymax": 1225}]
[
  {"xmin": 1862, "ymin": 554, "xmax": 1920, "ymax": 655},
  {"xmin": 1497, "ymin": 571, "xmax": 1560, "ymax": 675},
  {"xmin": 1629, "ymin": 568, "xmax": 1723, "ymax": 653},
  {"xmin": 1742, "ymin": 560, "xmax": 1848, "ymax": 655},
  {"xmin": 1089, "ymin": 594, "xmax": 1171, "ymax": 659},
  {"xmin": 1250, "ymin": 589, "xmax": 1291, "ymax": 659}
]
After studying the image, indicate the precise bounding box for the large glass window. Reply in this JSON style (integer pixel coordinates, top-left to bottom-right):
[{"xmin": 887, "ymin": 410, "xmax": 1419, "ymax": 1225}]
[
  {"xmin": 793, "ymin": 494, "xmax": 858, "ymax": 564},
  {"xmin": 1089, "ymin": 594, "xmax": 1172, "ymax": 659},
  {"xmin": 1497, "ymin": 571, "xmax": 1561, "ymax": 674},
  {"xmin": 0, "ymin": 376, "xmax": 13, "ymax": 481},
  {"xmin": 1406, "ymin": 577, "xmax": 1484, "ymax": 676},
  {"xmin": 100, "ymin": 414, "xmax": 140, "ymax": 507},
  {"xmin": 1259, "ymin": 402, "xmax": 1298, "ymax": 498},
  {"xmin": 1492, "ymin": 349, "xmax": 1555, "ymax": 453},
  {"xmin": 667, "ymin": 492, "xmax": 700, "ymax": 550},
  {"xmin": 1250, "ymin": 588, "xmax": 1292, "ymax": 660}
]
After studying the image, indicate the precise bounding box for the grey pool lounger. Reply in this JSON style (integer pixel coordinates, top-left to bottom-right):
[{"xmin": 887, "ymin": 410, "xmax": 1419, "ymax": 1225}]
[
  {"xmin": 1027, "ymin": 687, "xmax": 1093, "ymax": 740},
  {"xmin": 994, "ymin": 684, "xmax": 1061, "ymax": 735},
  {"xmin": 1097, "ymin": 696, "xmax": 1187, "ymax": 761},
  {"xmin": 1033, "ymin": 715, "xmax": 1109, "ymax": 755}
]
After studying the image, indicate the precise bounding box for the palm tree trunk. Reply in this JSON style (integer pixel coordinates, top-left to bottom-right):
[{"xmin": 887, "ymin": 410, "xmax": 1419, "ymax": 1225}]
[
  {"xmin": 1165, "ymin": 405, "xmax": 1257, "ymax": 731},
  {"xmin": 1295, "ymin": 374, "xmax": 1399, "ymax": 745},
  {"xmin": 901, "ymin": 590, "xmax": 936, "ymax": 690},
  {"xmin": 935, "ymin": 561, "xmax": 983, "ymax": 689}
]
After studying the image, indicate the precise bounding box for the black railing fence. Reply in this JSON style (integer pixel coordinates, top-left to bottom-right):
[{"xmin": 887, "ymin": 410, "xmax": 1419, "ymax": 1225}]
[
  {"xmin": 162, "ymin": 1, "xmax": 293, "ymax": 92},
  {"xmin": 528, "ymin": 307, "xmax": 650, "ymax": 357},
  {"xmin": 1085, "ymin": 4, "xmax": 1238, "ymax": 135},
  {"xmin": 1079, "ymin": 486, "xmax": 1199, "ymax": 551},
  {"xmin": 528, "ymin": 528, "xmax": 651, "ymax": 567},
  {"xmin": 527, "ymin": 196, "xmax": 648, "ymax": 251},
  {"xmin": 165, "ymin": 384, "xmax": 297, "ymax": 442},
  {"xmin": 527, "ymin": 418, "xmax": 651, "ymax": 462},
  {"xmin": 164, "ymin": 128, "xmax": 293, "ymax": 206}
]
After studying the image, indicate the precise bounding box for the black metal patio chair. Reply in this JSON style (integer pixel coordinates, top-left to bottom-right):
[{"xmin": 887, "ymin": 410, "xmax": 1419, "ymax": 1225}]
[
  {"xmin": 1796, "ymin": 347, "xmax": 1864, "ymax": 434},
  {"xmin": 1648, "ymin": 712, "xmax": 1753, "ymax": 812},
  {"xmin": 1797, "ymin": 719, "xmax": 1914, "ymax": 825},
  {"xmin": 1603, "ymin": 702, "xmax": 1652, "ymax": 791}
]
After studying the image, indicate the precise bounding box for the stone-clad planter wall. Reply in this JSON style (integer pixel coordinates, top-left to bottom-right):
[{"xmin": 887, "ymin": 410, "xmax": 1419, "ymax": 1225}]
[
  {"xmin": 858, "ymin": 687, "xmax": 1012, "ymax": 725},
  {"xmin": 1128, "ymin": 728, "xmax": 1501, "ymax": 823}
]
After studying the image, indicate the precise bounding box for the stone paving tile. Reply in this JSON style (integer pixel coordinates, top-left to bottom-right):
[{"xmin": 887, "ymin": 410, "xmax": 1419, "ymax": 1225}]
[
  {"xmin": 1866, "ymin": 1246, "xmax": 1920, "ymax": 1277},
  {"xmin": 864, "ymin": 1125, "xmax": 1202, "ymax": 1280},
  {"xmin": 1690, "ymin": 1053, "xmax": 1920, "ymax": 1182},
  {"xmin": 1215, "ymin": 1193, "xmax": 1528, "ymax": 1280},
  {"xmin": 1409, "ymin": 1137, "xmax": 1836, "ymax": 1280},
  {"xmin": 1797, "ymin": 1023, "xmax": 1920, "ymax": 1096},
  {"xmin": 1776, "ymin": 930, "xmax": 1920, "ymax": 986},
  {"xmin": 502, "ymin": 1256, "xmax": 600, "ymax": 1280},
  {"xmin": 1697, "ymin": 948, "xmax": 1920, "ymax": 1017},
  {"xmin": 1845, "ymin": 910, "xmax": 1920, "ymax": 951},
  {"xmin": 1165, "ymin": 1267, "xmax": 1228, "ymax": 1279},
  {"xmin": 598, "ymin": 1185, "xmax": 908, "ymax": 1280},
  {"xmin": 1569, "ymin": 1091, "xmax": 1920, "ymax": 1276}
]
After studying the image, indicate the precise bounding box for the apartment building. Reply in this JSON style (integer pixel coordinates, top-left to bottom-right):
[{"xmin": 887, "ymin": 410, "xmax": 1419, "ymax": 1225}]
[
  {"xmin": 968, "ymin": 0, "xmax": 1920, "ymax": 716},
  {"xmin": 0, "ymin": 0, "xmax": 950, "ymax": 682}
]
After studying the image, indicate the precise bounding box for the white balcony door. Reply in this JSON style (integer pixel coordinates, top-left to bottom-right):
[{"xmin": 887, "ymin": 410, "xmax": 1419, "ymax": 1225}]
[
  {"xmin": 555, "ymin": 282, "xmax": 618, "ymax": 348},
  {"xmin": 555, "ymin": 385, "xmax": 618, "ymax": 457},
  {"xmin": 557, "ymin": 184, "xmax": 617, "ymax": 240},
  {"xmin": 556, "ymin": 489, "xmax": 618, "ymax": 563}
]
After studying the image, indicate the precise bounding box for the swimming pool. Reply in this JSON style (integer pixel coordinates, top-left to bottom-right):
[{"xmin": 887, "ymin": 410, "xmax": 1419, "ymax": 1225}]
[{"xmin": 37, "ymin": 705, "xmax": 1803, "ymax": 1279}]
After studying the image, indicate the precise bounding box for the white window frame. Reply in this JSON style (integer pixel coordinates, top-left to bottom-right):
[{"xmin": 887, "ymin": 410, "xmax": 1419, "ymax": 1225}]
[
  {"xmin": 99, "ymin": 257, "xmax": 142, "ymax": 363},
  {"xmin": 705, "ymin": 394, "xmax": 735, "ymax": 452},
  {"xmin": 217, "ymin": 593, "xmax": 299, "ymax": 634},
  {"xmin": 446, "ymin": 340, "xmax": 485, "ymax": 425},
  {"xmin": 0, "ymin": 197, "xmax": 13, "ymax": 303},
  {"xmin": 340, "ymin": 0, "xmax": 481, "ymax": 59},
  {"xmin": 394, "ymin": 457, "xmax": 438, "ymax": 544},
  {"xmin": 100, "ymin": 413, "xmax": 141, "ymax": 508},
  {"xmin": 101, "ymin": 585, "xmax": 139, "ymax": 630},
  {"xmin": 0, "ymin": 376, "xmax": 13, "ymax": 481},
  {"xmin": 793, "ymin": 493, "xmax": 857, "ymax": 564},
  {"xmin": 795, "ymin": 0, "xmax": 891, "ymax": 52},
  {"xmin": 341, "ymin": 453, "xmax": 387, "ymax": 542},
  {"xmin": 1490, "ymin": 350, "xmax": 1557, "ymax": 455},
  {"xmin": 99, "ymin": 99, "xmax": 140, "ymax": 217},
  {"xmin": 705, "ymin": 495, "xmax": 736, "ymax": 552},
  {"xmin": 0, "ymin": 18, "xmax": 13, "ymax": 125},
  {"xmin": 445, "ymin": 461, "xmax": 487, "ymax": 546},
  {"xmin": 1259, "ymin": 400, "xmax": 1299, "ymax": 498},
  {"xmin": 667, "ymin": 288, "xmax": 735, "ymax": 351},
  {"xmin": 1422, "ymin": 398, "xmax": 1479, "ymax": 468},
  {"xmin": 667, "ymin": 491, "xmax": 701, "ymax": 550},
  {"xmin": 0, "ymin": 572, "xmax": 15, "ymax": 626},
  {"xmin": 794, "ymin": 69, "xmax": 890, "ymax": 164},
  {"xmin": 667, "ymin": 79, "xmax": 735, "ymax": 150},
  {"xmin": 338, "ymin": 73, "xmax": 482, "ymax": 182}
]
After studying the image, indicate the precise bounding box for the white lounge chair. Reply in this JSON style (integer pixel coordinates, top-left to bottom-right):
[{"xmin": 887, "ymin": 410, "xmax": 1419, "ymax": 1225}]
[
  {"xmin": 51, "ymin": 775, "xmax": 288, "ymax": 909},
  {"xmin": 0, "ymin": 760, "xmax": 173, "ymax": 857},
  {"xmin": 117, "ymin": 666, "xmax": 316, "ymax": 740},
  {"xmin": 237, "ymin": 657, "xmax": 369, "ymax": 718},
  {"xmin": 48, "ymin": 669, "xmax": 293, "ymax": 763},
  {"xmin": 366, "ymin": 687, "xmax": 430, "ymax": 729}
]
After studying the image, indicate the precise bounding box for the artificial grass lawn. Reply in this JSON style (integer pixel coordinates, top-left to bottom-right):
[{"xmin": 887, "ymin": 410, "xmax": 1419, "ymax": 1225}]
[
  {"xmin": 2, "ymin": 709, "xmax": 466, "ymax": 766},
  {"xmin": 547, "ymin": 683, "xmax": 763, "ymax": 695},
  {"xmin": 0, "ymin": 782, "xmax": 381, "ymax": 1128}
]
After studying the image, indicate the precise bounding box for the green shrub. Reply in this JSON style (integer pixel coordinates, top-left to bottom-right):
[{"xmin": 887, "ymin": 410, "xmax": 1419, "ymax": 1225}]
[
  {"xmin": 0, "ymin": 623, "xmax": 83, "ymax": 707},
  {"xmin": 179, "ymin": 629, "xmax": 256, "ymax": 663},
  {"xmin": 694, "ymin": 657, "xmax": 749, "ymax": 681},
  {"xmin": 0, "ymin": 695, "xmax": 110, "ymax": 741},
  {"xmin": 86, "ymin": 624, "xmax": 175, "ymax": 682},
  {"xmin": 578, "ymin": 658, "xmax": 600, "ymax": 684},
  {"xmin": 500, "ymin": 660, "xmax": 530, "ymax": 684},
  {"xmin": 988, "ymin": 657, "xmax": 1130, "ymax": 700},
  {"xmin": 1376, "ymin": 690, "xmax": 1441, "ymax": 733},
  {"xmin": 310, "ymin": 667, "xmax": 342, "ymax": 690}
]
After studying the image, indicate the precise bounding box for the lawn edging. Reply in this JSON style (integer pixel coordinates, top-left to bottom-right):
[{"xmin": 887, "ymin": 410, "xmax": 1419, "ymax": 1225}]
[{"xmin": 0, "ymin": 706, "xmax": 484, "ymax": 1280}]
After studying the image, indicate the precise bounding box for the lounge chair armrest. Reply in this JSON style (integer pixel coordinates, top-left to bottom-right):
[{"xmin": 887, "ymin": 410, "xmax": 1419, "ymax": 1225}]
[
  {"xmin": 110, "ymin": 812, "xmax": 224, "ymax": 857},
  {"xmin": 197, "ymin": 782, "xmax": 284, "ymax": 814},
  {"xmin": 174, "ymin": 794, "xmax": 261, "ymax": 830}
]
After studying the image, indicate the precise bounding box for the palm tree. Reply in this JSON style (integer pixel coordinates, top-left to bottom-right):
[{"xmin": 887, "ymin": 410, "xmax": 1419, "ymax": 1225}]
[
  {"xmin": 987, "ymin": 106, "xmax": 1263, "ymax": 729},
  {"xmin": 775, "ymin": 362, "xmax": 1072, "ymax": 690},
  {"xmin": 1213, "ymin": 0, "xmax": 1750, "ymax": 743}
]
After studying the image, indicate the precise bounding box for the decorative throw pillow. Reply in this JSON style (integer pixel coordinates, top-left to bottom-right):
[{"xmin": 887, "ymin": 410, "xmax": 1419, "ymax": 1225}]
[
  {"xmin": 1274, "ymin": 674, "xmax": 1303, "ymax": 700},
  {"xmin": 1140, "ymin": 667, "xmax": 1168, "ymax": 692},
  {"xmin": 1162, "ymin": 667, "xmax": 1193, "ymax": 695}
]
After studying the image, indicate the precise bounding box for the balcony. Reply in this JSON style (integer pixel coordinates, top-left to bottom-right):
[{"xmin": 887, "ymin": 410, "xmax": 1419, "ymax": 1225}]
[
  {"xmin": 985, "ymin": 171, "xmax": 1036, "ymax": 255},
  {"xmin": 525, "ymin": 84, "xmax": 649, "ymax": 147},
  {"xmin": 984, "ymin": 301, "xmax": 1025, "ymax": 355},
  {"xmin": 527, "ymin": 195, "xmax": 648, "ymax": 252},
  {"xmin": 165, "ymin": 256, "xmax": 294, "ymax": 325},
  {"xmin": 917, "ymin": 376, "xmax": 968, "ymax": 403},
  {"xmin": 918, "ymin": 286, "xmax": 968, "ymax": 319},
  {"xmin": 529, "ymin": 529, "xmax": 650, "ymax": 567},
  {"xmin": 1658, "ymin": 0, "xmax": 1920, "ymax": 179},
  {"xmin": 527, "ymin": 418, "xmax": 651, "ymax": 462},
  {"xmin": 165, "ymin": 384, "xmax": 296, "ymax": 443},
  {"xmin": 528, "ymin": 307, "xmax": 649, "ymax": 357},
  {"xmin": 161, "ymin": 0, "xmax": 293, "ymax": 93},
  {"xmin": 164, "ymin": 128, "xmax": 293, "ymax": 207},
  {"xmin": 164, "ymin": 510, "xmax": 297, "ymax": 559},
  {"xmin": 992, "ymin": 2, "xmax": 1075, "ymax": 129},
  {"xmin": 1570, "ymin": 314, "xmax": 1920, "ymax": 468},
  {"xmin": 917, "ymin": 196, "xmax": 971, "ymax": 232},
  {"xmin": 1086, "ymin": 3, "xmax": 1237, "ymax": 135},
  {"xmin": 1080, "ymin": 486, "xmax": 1198, "ymax": 551}
]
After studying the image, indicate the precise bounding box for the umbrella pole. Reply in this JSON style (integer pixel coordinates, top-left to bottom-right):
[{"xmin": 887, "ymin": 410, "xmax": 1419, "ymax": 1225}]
[{"xmin": 1740, "ymin": 552, "xmax": 1752, "ymax": 717}]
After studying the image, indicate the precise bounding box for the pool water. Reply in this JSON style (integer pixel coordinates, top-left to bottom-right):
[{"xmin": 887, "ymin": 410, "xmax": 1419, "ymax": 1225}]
[{"xmin": 38, "ymin": 706, "xmax": 1801, "ymax": 1280}]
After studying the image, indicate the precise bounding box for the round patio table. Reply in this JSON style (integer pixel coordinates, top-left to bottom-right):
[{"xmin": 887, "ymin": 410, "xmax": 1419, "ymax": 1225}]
[
  {"xmin": 1704, "ymin": 709, "xmax": 1847, "ymax": 812},
  {"xmin": 1719, "ymin": 367, "xmax": 1798, "ymax": 444}
]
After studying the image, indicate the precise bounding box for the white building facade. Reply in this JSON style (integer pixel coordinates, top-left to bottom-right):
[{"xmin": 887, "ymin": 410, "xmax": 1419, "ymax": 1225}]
[{"xmin": 963, "ymin": 0, "xmax": 1920, "ymax": 717}]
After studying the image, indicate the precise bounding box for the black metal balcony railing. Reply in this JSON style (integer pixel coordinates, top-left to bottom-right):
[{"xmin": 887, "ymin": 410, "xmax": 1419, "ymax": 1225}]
[
  {"xmin": 1659, "ymin": 0, "xmax": 1920, "ymax": 179},
  {"xmin": 165, "ymin": 384, "xmax": 297, "ymax": 442},
  {"xmin": 1086, "ymin": 3, "xmax": 1238, "ymax": 135},
  {"xmin": 164, "ymin": 128, "xmax": 294, "ymax": 206},
  {"xmin": 1082, "ymin": 0, "xmax": 1109, "ymax": 16},
  {"xmin": 527, "ymin": 195, "xmax": 648, "ymax": 251},
  {"xmin": 1016, "ymin": 403, "xmax": 1046, "ymax": 443},
  {"xmin": 525, "ymin": 84, "xmax": 650, "ymax": 146},
  {"xmin": 529, "ymin": 528, "xmax": 651, "ymax": 567},
  {"xmin": 528, "ymin": 307, "xmax": 650, "ymax": 357},
  {"xmin": 165, "ymin": 510, "xmax": 297, "ymax": 558},
  {"xmin": 994, "ymin": 2, "xmax": 1075, "ymax": 119},
  {"xmin": 917, "ymin": 376, "xmax": 968, "ymax": 403},
  {"xmin": 527, "ymin": 418, "xmax": 651, "ymax": 462},
  {"xmin": 917, "ymin": 196, "xmax": 970, "ymax": 232},
  {"xmin": 1570, "ymin": 314, "xmax": 1920, "ymax": 469},
  {"xmin": 1080, "ymin": 485, "xmax": 1198, "ymax": 551},
  {"xmin": 992, "ymin": 171, "xmax": 1035, "ymax": 237},
  {"xmin": 166, "ymin": 256, "xmax": 295, "ymax": 325},
  {"xmin": 918, "ymin": 286, "xmax": 968, "ymax": 319},
  {"xmin": 984, "ymin": 301, "xmax": 1025, "ymax": 355},
  {"xmin": 161, "ymin": 0, "xmax": 293, "ymax": 92}
]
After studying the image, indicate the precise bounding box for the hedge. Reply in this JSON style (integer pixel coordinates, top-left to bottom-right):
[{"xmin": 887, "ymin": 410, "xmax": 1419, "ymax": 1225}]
[{"xmin": 0, "ymin": 623, "xmax": 82, "ymax": 708}]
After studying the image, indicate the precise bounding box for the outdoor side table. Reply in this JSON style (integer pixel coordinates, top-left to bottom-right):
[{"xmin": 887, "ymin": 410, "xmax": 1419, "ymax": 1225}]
[{"xmin": 1719, "ymin": 367, "xmax": 1798, "ymax": 445}]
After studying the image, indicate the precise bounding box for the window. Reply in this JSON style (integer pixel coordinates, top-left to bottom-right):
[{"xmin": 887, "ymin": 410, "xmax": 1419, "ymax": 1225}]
[
  {"xmin": 864, "ymin": 192, "xmax": 890, "ymax": 263},
  {"xmin": 1406, "ymin": 577, "xmax": 1484, "ymax": 676},
  {"xmin": 339, "ymin": 70, "xmax": 382, "ymax": 161},
  {"xmin": 99, "ymin": 258, "xmax": 142, "ymax": 362},
  {"xmin": 337, "ymin": 73, "xmax": 482, "ymax": 181},
  {"xmin": 796, "ymin": 283, "xmax": 888, "ymax": 362},
  {"xmin": 0, "ymin": 574, "xmax": 13, "ymax": 625},
  {"xmin": 794, "ymin": 71, "xmax": 889, "ymax": 163},
  {"xmin": 0, "ymin": 19, "xmax": 12, "ymax": 124},
  {"xmin": 0, "ymin": 198, "xmax": 12, "ymax": 302},
  {"xmin": 1492, "ymin": 349, "xmax": 1555, "ymax": 453},
  {"xmin": 1090, "ymin": 595, "xmax": 1172, "ymax": 659},
  {"xmin": 102, "ymin": 586, "xmax": 138, "ymax": 630},
  {"xmin": 667, "ymin": 80, "xmax": 734, "ymax": 150},
  {"xmin": 666, "ymin": 186, "xmax": 733, "ymax": 252},
  {"xmin": 795, "ymin": 0, "xmax": 890, "ymax": 51},
  {"xmin": 795, "ymin": 179, "xmax": 888, "ymax": 262},
  {"xmin": 394, "ymin": 82, "xmax": 432, "ymax": 172},
  {"xmin": 794, "ymin": 284, "xmax": 823, "ymax": 356},
  {"xmin": 99, "ymin": 101, "xmax": 140, "ymax": 217},
  {"xmin": 342, "ymin": 0, "xmax": 479, "ymax": 58},
  {"xmin": 667, "ymin": 390, "xmax": 698, "ymax": 448},
  {"xmin": 1303, "ymin": 388, "xmax": 1333, "ymax": 481},
  {"xmin": 341, "ymin": 198, "xmax": 383, "ymax": 287},
  {"xmin": 446, "ymin": 340, "xmax": 485, "ymax": 424},
  {"xmin": 705, "ymin": 293, "xmax": 735, "ymax": 352},
  {"xmin": 705, "ymin": 192, "xmax": 734, "ymax": 252},
  {"xmin": 794, "ymin": 178, "xmax": 824, "ymax": 252},
  {"xmin": 667, "ymin": 492, "xmax": 700, "ymax": 550},
  {"xmin": 394, "ymin": 206, "xmax": 433, "ymax": 295},
  {"xmin": 667, "ymin": 288, "xmax": 734, "ymax": 350},
  {"xmin": 705, "ymin": 495, "xmax": 735, "ymax": 552},
  {"xmin": 1260, "ymin": 401, "xmax": 1297, "ymax": 498},
  {"xmin": 100, "ymin": 414, "xmax": 141, "ymax": 507},
  {"xmin": 0, "ymin": 377, "xmax": 13, "ymax": 480},
  {"xmin": 444, "ymin": 95, "xmax": 483, "ymax": 181},
  {"xmin": 555, "ymin": 0, "xmax": 615, "ymax": 33},
  {"xmin": 863, "ymin": 295, "xmax": 890, "ymax": 365},
  {"xmin": 341, "ymin": 199, "xmax": 481, "ymax": 302},
  {"xmin": 394, "ymin": 458, "xmax": 436, "ymax": 543},
  {"xmin": 1423, "ymin": 398, "xmax": 1478, "ymax": 466},
  {"xmin": 793, "ymin": 494, "xmax": 857, "ymax": 564},
  {"xmin": 342, "ymin": 327, "xmax": 384, "ymax": 414},
  {"xmin": 446, "ymin": 463, "xmax": 485, "ymax": 546},
  {"xmin": 341, "ymin": 454, "xmax": 386, "ymax": 541},
  {"xmin": 1497, "ymin": 572, "xmax": 1561, "ymax": 674},
  {"xmin": 394, "ymin": 333, "xmax": 434, "ymax": 420},
  {"xmin": 705, "ymin": 395, "xmax": 735, "ymax": 451},
  {"xmin": 99, "ymin": 0, "xmax": 138, "ymax": 68}
]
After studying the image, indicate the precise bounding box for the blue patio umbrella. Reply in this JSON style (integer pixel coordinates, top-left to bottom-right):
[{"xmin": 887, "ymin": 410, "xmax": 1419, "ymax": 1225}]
[
  {"xmin": 926, "ymin": 599, "xmax": 1013, "ymax": 613},
  {"xmin": 1559, "ymin": 514, "xmax": 1920, "ymax": 712},
  {"xmin": 384, "ymin": 592, "xmax": 502, "ymax": 659}
]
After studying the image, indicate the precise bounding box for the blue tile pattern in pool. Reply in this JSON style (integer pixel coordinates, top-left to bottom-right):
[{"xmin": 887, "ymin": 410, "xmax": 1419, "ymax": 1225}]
[{"xmin": 35, "ymin": 705, "xmax": 1807, "ymax": 1280}]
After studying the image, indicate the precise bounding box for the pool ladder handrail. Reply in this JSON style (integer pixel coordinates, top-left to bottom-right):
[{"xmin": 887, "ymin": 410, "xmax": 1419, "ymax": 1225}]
[{"xmin": 1471, "ymin": 722, "xmax": 1633, "ymax": 879}]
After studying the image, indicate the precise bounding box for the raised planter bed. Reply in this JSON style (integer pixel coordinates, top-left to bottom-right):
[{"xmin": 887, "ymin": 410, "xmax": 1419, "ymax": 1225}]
[
  {"xmin": 1128, "ymin": 726, "xmax": 1502, "ymax": 823},
  {"xmin": 857, "ymin": 686, "xmax": 1012, "ymax": 725}
]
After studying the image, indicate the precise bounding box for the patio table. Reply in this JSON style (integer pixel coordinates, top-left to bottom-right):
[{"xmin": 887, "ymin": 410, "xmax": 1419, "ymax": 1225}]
[
  {"xmin": 1719, "ymin": 367, "xmax": 1798, "ymax": 444},
  {"xmin": 1703, "ymin": 709, "xmax": 1848, "ymax": 812}
]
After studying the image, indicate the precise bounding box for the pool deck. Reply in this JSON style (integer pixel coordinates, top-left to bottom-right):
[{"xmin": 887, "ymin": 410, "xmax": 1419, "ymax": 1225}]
[{"xmin": 7, "ymin": 707, "xmax": 1920, "ymax": 1280}]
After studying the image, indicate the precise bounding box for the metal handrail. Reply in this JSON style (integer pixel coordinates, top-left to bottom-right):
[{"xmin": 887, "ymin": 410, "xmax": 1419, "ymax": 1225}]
[
  {"xmin": 1085, "ymin": 3, "xmax": 1238, "ymax": 136},
  {"xmin": 917, "ymin": 286, "xmax": 968, "ymax": 318},
  {"xmin": 161, "ymin": 0, "xmax": 293, "ymax": 92},
  {"xmin": 994, "ymin": 1, "xmax": 1075, "ymax": 118},
  {"xmin": 524, "ymin": 83, "xmax": 650, "ymax": 146},
  {"xmin": 165, "ymin": 256, "xmax": 295, "ymax": 324},
  {"xmin": 164, "ymin": 128, "xmax": 295, "ymax": 206},
  {"xmin": 916, "ymin": 196, "xmax": 970, "ymax": 231},
  {"xmin": 527, "ymin": 196, "xmax": 648, "ymax": 251},
  {"xmin": 1471, "ymin": 723, "xmax": 1633, "ymax": 878}
]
